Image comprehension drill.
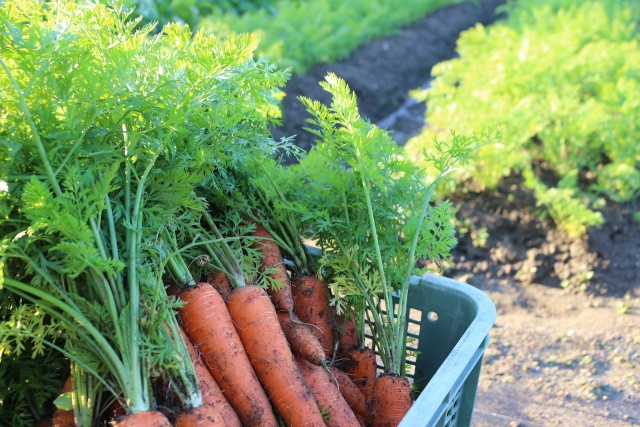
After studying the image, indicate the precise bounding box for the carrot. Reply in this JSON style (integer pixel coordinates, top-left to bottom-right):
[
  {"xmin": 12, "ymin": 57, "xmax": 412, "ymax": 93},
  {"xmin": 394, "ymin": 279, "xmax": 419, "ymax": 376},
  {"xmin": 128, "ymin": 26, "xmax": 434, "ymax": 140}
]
[
  {"xmin": 337, "ymin": 347, "xmax": 377, "ymax": 403},
  {"xmin": 295, "ymin": 356, "xmax": 361, "ymax": 427},
  {"xmin": 355, "ymin": 413, "xmax": 369, "ymax": 427},
  {"xmin": 291, "ymin": 275, "xmax": 335, "ymax": 358},
  {"xmin": 179, "ymin": 328, "xmax": 242, "ymax": 427},
  {"xmin": 226, "ymin": 285, "xmax": 326, "ymax": 427},
  {"xmin": 112, "ymin": 411, "xmax": 172, "ymax": 427},
  {"xmin": 371, "ymin": 374, "xmax": 412, "ymax": 427},
  {"xmin": 329, "ymin": 367, "xmax": 371, "ymax": 422},
  {"xmin": 174, "ymin": 404, "xmax": 226, "ymax": 427},
  {"xmin": 51, "ymin": 376, "xmax": 75, "ymax": 427},
  {"xmin": 277, "ymin": 311, "xmax": 327, "ymax": 365},
  {"xmin": 178, "ymin": 283, "xmax": 277, "ymax": 427},
  {"xmin": 35, "ymin": 419, "xmax": 51, "ymax": 427},
  {"xmin": 250, "ymin": 221, "xmax": 294, "ymax": 312},
  {"xmin": 205, "ymin": 270, "xmax": 232, "ymax": 301},
  {"xmin": 332, "ymin": 309, "xmax": 360, "ymax": 352}
]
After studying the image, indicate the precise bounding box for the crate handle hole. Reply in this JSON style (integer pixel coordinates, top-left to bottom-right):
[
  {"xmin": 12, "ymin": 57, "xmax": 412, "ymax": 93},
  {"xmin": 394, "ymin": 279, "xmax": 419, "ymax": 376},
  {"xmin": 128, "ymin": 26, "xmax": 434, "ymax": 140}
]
[{"xmin": 427, "ymin": 311, "xmax": 439, "ymax": 322}]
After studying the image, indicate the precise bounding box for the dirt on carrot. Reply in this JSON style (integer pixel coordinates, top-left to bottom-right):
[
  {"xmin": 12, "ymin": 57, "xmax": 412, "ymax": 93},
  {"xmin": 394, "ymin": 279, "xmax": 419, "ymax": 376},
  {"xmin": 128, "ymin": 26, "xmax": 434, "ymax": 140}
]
[
  {"xmin": 292, "ymin": 275, "xmax": 335, "ymax": 357},
  {"xmin": 112, "ymin": 411, "xmax": 173, "ymax": 427},
  {"xmin": 250, "ymin": 221, "xmax": 294, "ymax": 312},
  {"xmin": 277, "ymin": 311, "xmax": 327, "ymax": 365},
  {"xmin": 371, "ymin": 374, "xmax": 412, "ymax": 427},
  {"xmin": 295, "ymin": 356, "xmax": 361, "ymax": 427},
  {"xmin": 205, "ymin": 270, "xmax": 233, "ymax": 301},
  {"xmin": 332, "ymin": 309, "xmax": 361, "ymax": 353},
  {"xmin": 329, "ymin": 367, "xmax": 371, "ymax": 423},
  {"xmin": 179, "ymin": 329, "xmax": 242, "ymax": 427},
  {"xmin": 337, "ymin": 347, "xmax": 378, "ymax": 404},
  {"xmin": 174, "ymin": 404, "xmax": 226, "ymax": 427}
]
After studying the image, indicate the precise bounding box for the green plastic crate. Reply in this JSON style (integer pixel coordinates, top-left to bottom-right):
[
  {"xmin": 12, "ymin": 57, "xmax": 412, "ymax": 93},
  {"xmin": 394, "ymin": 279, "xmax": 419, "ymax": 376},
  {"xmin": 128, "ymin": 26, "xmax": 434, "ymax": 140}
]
[{"xmin": 397, "ymin": 273, "xmax": 496, "ymax": 427}]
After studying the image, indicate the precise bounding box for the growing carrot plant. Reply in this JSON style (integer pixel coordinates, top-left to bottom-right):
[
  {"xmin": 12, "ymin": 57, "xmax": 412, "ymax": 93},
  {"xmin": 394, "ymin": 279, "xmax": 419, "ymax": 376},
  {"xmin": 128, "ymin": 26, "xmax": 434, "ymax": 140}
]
[{"xmin": 406, "ymin": 0, "xmax": 640, "ymax": 236}]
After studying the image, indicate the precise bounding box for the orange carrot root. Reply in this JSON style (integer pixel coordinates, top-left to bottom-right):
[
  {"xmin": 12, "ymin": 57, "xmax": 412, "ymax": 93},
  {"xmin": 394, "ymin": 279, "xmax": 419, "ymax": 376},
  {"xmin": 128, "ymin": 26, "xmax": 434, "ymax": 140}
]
[
  {"xmin": 51, "ymin": 377, "xmax": 75, "ymax": 427},
  {"xmin": 295, "ymin": 356, "xmax": 361, "ymax": 427},
  {"xmin": 277, "ymin": 311, "xmax": 327, "ymax": 365},
  {"xmin": 226, "ymin": 285, "xmax": 326, "ymax": 427},
  {"xmin": 338, "ymin": 347, "xmax": 378, "ymax": 404},
  {"xmin": 332, "ymin": 309, "xmax": 360, "ymax": 352},
  {"xmin": 205, "ymin": 270, "xmax": 232, "ymax": 301},
  {"xmin": 371, "ymin": 374, "xmax": 412, "ymax": 427},
  {"xmin": 355, "ymin": 412, "xmax": 369, "ymax": 427},
  {"xmin": 180, "ymin": 329, "xmax": 242, "ymax": 427},
  {"xmin": 113, "ymin": 411, "xmax": 172, "ymax": 427},
  {"xmin": 179, "ymin": 283, "xmax": 277, "ymax": 427},
  {"xmin": 35, "ymin": 419, "xmax": 52, "ymax": 427},
  {"xmin": 249, "ymin": 221, "xmax": 294, "ymax": 312},
  {"xmin": 291, "ymin": 275, "xmax": 335, "ymax": 357},
  {"xmin": 174, "ymin": 404, "xmax": 226, "ymax": 427},
  {"xmin": 329, "ymin": 367, "xmax": 371, "ymax": 422}
]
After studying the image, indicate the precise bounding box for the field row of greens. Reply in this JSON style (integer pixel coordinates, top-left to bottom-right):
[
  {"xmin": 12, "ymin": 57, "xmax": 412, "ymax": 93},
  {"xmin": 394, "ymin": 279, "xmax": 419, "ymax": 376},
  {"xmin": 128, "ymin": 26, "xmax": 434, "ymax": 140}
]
[
  {"xmin": 199, "ymin": 0, "xmax": 467, "ymax": 73},
  {"xmin": 406, "ymin": 0, "xmax": 640, "ymax": 236},
  {"xmin": 119, "ymin": 0, "xmax": 467, "ymax": 74},
  {"xmin": 0, "ymin": 1, "xmax": 471, "ymax": 426}
]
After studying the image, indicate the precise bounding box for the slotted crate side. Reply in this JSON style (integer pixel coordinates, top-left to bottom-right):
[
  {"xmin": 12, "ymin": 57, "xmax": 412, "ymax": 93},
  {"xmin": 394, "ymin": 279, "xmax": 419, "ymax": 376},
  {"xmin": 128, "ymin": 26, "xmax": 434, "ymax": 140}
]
[{"xmin": 398, "ymin": 274, "xmax": 496, "ymax": 427}]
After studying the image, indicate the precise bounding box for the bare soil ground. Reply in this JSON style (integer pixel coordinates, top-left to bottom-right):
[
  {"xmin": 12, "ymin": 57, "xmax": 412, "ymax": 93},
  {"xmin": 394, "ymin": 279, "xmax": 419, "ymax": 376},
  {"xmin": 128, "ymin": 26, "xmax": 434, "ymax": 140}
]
[{"xmin": 273, "ymin": 1, "xmax": 640, "ymax": 425}]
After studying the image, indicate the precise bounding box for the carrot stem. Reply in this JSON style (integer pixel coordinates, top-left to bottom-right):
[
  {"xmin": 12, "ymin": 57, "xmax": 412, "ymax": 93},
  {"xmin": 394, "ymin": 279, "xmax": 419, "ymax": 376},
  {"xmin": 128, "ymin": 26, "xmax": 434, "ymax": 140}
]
[
  {"xmin": 202, "ymin": 211, "xmax": 247, "ymax": 288},
  {"xmin": 2, "ymin": 279, "xmax": 127, "ymax": 395},
  {"xmin": 101, "ymin": 186, "xmax": 127, "ymax": 309},
  {"xmin": 357, "ymin": 169, "xmax": 398, "ymax": 369},
  {"xmin": 0, "ymin": 57, "xmax": 62, "ymax": 198},
  {"xmin": 124, "ymin": 143, "xmax": 158, "ymax": 412},
  {"xmin": 162, "ymin": 314, "xmax": 203, "ymax": 409},
  {"xmin": 252, "ymin": 164, "xmax": 309, "ymax": 268},
  {"xmin": 330, "ymin": 232, "xmax": 392, "ymax": 364}
]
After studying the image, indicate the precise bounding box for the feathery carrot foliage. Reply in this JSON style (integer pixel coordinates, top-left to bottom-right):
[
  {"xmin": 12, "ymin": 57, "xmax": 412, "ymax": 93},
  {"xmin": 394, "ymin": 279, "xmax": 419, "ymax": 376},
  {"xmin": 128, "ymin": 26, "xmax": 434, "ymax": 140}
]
[
  {"xmin": 0, "ymin": 0, "xmax": 288, "ymax": 424},
  {"xmin": 291, "ymin": 74, "xmax": 487, "ymax": 374}
]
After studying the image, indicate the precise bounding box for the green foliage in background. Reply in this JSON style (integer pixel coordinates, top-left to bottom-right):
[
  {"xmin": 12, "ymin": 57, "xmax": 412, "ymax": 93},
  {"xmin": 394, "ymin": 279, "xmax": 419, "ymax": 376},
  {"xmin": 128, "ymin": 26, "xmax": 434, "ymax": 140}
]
[
  {"xmin": 406, "ymin": 0, "xmax": 640, "ymax": 236},
  {"xmin": 113, "ymin": 0, "xmax": 281, "ymax": 29},
  {"xmin": 200, "ymin": 0, "xmax": 467, "ymax": 74},
  {"xmin": 111, "ymin": 0, "xmax": 467, "ymax": 74}
]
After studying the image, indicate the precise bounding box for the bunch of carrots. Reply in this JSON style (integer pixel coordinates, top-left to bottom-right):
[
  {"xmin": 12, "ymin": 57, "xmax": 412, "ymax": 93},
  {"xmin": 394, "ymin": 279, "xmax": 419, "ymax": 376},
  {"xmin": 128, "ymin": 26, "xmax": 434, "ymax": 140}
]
[
  {"xmin": 28, "ymin": 189, "xmax": 416, "ymax": 427},
  {"xmin": 44, "ymin": 220, "xmax": 411, "ymax": 427},
  {"xmin": 170, "ymin": 222, "xmax": 397, "ymax": 427}
]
